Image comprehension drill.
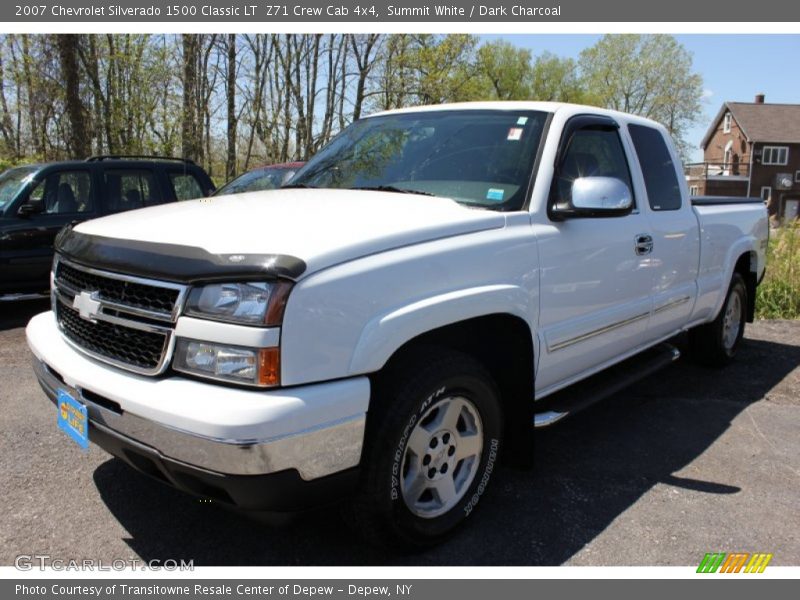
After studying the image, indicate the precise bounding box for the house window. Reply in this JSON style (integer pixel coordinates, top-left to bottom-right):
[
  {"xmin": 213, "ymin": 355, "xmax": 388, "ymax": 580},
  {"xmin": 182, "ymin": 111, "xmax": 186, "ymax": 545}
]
[
  {"xmin": 689, "ymin": 185, "xmax": 699, "ymax": 196},
  {"xmin": 723, "ymin": 140, "xmax": 733, "ymax": 174},
  {"xmin": 795, "ymin": 170, "xmax": 800, "ymax": 183},
  {"xmin": 723, "ymin": 112, "xmax": 732, "ymax": 133},
  {"xmin": 761, "ymin": 146, "xmax": 789, "ymax": 166},
  {"xmin": 760, "ymin": 186, "xmax": 772, "ymax": 202}
]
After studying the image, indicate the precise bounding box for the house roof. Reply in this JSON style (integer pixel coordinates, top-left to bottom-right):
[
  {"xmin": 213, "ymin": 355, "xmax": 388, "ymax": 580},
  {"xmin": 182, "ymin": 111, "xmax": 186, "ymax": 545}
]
[{"xmin": 701, "ymin": 101, "xmax": 800, "ymax": 148}]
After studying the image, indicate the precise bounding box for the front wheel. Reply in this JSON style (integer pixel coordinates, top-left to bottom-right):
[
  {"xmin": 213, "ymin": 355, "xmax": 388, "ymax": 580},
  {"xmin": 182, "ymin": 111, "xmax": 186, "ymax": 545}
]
[
  {"xmin": 689, "ymin": 272, "xmax": 748, "ymax": 367},
  {"xmin": 351, "ymin": 349, "xmax": 503, "ymax": 550}
]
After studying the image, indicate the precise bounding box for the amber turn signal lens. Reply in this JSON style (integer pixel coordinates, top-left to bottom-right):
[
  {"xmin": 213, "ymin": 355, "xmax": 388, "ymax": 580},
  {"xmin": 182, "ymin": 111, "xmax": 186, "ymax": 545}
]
[
  {"xmin": 264, "ymin": 281, "xmax": 294, "ymax": 326},
  {"xmin": 258, "ymin": 347, "xmax": 280, "ymax": 387}
]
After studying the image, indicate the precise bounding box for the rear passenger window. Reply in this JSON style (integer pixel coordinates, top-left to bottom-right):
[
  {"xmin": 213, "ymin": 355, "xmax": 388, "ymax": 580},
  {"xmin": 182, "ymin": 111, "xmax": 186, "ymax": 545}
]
[
  {"xmin": 628, "ymin": 124, "xmax": 682, "ymax": 211},
  {"xmin": 169, "ymin": 172, "xmax": 205, "ymax": 201},
  {"xmin": 104, "ymin": 170, "xmax": 161, "ymax": 213}
]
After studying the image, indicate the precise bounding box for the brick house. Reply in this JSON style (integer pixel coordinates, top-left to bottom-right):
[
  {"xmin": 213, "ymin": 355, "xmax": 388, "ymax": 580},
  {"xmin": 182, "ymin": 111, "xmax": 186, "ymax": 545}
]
[{"xmin": 686, "ymin": 94, "xmax": 800, "ymax": 222}]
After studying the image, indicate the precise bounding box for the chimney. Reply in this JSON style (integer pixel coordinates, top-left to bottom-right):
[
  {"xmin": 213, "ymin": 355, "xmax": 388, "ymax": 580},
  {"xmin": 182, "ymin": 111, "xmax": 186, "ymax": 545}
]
[{"xmin": 755, "ymin": 93, "xmax": 765, "ymax": 104}]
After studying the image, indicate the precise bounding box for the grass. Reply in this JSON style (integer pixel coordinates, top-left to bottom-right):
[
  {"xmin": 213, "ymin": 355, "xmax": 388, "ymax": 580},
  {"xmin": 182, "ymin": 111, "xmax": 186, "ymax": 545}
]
[{"xmin": 756, "ymin": 221, "xmax": 800, "ymax": 320}]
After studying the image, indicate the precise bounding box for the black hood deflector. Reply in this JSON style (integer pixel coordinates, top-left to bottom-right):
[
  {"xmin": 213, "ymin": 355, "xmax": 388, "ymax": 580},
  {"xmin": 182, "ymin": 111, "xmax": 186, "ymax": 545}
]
[{"xmin": 55, "ymin": 226, "xmax": 306, "ymax": 282}]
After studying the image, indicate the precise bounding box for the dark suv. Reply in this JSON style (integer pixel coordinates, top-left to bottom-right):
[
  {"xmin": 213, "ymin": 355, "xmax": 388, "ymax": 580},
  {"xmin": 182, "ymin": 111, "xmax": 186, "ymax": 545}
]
[{"xmin": 0, "ymin": 156, "xmax": 214, "ymax": 297}]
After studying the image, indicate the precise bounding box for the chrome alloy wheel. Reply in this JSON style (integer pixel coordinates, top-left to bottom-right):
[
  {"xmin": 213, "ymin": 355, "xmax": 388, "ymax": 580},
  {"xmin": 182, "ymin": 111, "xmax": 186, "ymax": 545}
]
[
  {"xmin": 400, "ymin": 395, "xmax": 483, "ymax": 519},
  {"xmin": 722, "ymin": 290, "xmax": 742, "ymax": 351}
]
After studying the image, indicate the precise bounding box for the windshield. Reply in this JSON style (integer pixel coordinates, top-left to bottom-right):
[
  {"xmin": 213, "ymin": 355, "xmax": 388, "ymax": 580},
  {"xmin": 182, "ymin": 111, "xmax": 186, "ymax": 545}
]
[
  {"xmin": 215, "ymin": 167, "xmax": 294, "ymax": 196},
  {"xmin": 0, "ymin": 166, "xmax": 37, "ymax": 211},
  {"xmin": 290, "ymin": 109, "xmax": 548, "ymax": 210}
]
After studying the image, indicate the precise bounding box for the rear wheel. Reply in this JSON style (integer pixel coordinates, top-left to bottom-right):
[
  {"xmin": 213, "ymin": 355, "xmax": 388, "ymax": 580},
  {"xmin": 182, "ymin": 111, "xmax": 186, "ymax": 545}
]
[
  {"xmin": 689, "ymin": 272, "xmax": 748, "ymax": 367},
  {"xmin": 351, "ymin": 349, "xmax": 503, "ymax": 550}
]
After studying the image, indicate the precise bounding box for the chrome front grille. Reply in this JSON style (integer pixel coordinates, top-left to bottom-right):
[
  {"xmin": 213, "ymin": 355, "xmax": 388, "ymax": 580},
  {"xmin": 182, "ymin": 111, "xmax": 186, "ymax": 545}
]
[
  {"xmin": 52, "ymin": 257, "xmax": 187, "ymax": 375},
  {"xmin": 57, "ymin": 303, "xmax": 169, "ymax": 371},
  {"xmin": 56, "ymin": 261, "xmax": 179, "ymax": 316}
]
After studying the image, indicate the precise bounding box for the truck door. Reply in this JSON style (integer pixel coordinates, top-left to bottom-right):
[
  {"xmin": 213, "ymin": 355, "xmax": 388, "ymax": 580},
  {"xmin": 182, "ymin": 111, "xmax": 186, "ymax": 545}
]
[
  {"xmin": 535, "ymin": 115, "xmax": 654, "ymax": 394},
  {"xmin": 3, "ymin": 169, "xmax": 96, "ymax": 293},
  {"xmin": 627, "ymin": 124, "xmax": 700, "ymax": 341}
]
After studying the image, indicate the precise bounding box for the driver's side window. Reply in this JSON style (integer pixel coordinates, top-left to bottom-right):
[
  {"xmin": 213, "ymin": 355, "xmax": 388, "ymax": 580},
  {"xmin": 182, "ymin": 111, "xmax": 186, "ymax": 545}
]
[
  {"xmin": 553, "ymin": 127, "xmax": 634, "ymax": 210},
  {"xmin": 27, "ymin": 171, "xmax": 93, "ymax": 215}
]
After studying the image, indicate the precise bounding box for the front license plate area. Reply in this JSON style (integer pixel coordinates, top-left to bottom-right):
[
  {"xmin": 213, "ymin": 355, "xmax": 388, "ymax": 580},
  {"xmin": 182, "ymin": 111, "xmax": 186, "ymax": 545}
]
[{"xmin": 57, "ymin": 389, "xmax": 89, "ymax": 450}]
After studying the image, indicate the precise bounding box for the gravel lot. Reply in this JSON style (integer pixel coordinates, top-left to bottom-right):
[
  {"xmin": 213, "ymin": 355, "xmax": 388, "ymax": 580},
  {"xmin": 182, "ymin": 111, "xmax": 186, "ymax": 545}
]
[{"xmin": 1, "ymin": 299, "xmax": 798, "ymax": 566}]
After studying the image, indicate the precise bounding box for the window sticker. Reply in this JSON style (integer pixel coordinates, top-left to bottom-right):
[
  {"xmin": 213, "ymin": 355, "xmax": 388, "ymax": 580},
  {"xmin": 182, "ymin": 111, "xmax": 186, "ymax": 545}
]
[
  {"xmin": 516, "ymin": 116, "xmax": 528, "ymax": 125},
  {"xmin": 507, "ymin": 127, "xmax": 523, "ymax": 141},
  {"xmin": 486, "ymin": 188, "xmax": 505, "ymax": 201}
]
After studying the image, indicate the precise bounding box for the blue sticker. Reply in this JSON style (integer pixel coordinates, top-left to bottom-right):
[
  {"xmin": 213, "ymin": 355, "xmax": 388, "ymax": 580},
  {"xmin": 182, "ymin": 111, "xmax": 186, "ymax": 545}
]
[
  {"xmin": 486, "ymin": 188, "xmax": 505, "ymax": 201},
  {"xmin": 57, "ymin": 389, "xmax": 89, "ymax": 450}
]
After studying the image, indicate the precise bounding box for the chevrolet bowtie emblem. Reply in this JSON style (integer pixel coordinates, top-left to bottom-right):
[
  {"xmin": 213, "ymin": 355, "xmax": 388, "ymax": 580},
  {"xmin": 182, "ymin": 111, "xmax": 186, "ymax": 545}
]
[{"xmin": 72, "ymin": 290, "xmax": 102, "ymax": 322}]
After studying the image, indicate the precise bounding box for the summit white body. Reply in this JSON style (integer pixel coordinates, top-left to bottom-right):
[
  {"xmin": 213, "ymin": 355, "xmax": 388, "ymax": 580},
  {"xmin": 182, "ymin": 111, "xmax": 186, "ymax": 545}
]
[{"xmin": 27, "ymin": 102, "xmax": 768, "ymax": 484}]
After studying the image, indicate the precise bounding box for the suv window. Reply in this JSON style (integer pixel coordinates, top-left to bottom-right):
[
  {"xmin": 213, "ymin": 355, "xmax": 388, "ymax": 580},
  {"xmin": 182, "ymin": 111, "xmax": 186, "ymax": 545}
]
[
  {"xmin": 553, "ymin": 127, "xmax": 633, "ymax": 208},
  {"xmin": 628, "ymin": 124, "xmax": 682, "ymax": 211},
  {"xmin": 104, "ymin": 169, "xmax": 161, "ymax": 213},
  {"xmin": 29, "ymin": 170, "xmax": 93, "ymax": 214},
  {"xmin": 169, "ymin": 172, "xmax": 205, "ymax": 201}
]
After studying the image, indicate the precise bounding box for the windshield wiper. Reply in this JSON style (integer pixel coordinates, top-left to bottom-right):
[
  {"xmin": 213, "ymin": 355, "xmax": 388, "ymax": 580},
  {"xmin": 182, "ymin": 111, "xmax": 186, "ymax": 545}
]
[{"xmin": 349, "ymin": 185, "xmax": 436, "ymax": 197}]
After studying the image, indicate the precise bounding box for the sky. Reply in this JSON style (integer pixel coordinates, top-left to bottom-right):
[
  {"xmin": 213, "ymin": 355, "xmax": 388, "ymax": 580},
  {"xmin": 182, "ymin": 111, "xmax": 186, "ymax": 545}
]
[{"xmin": 481, "ymin": 34, "xmax": 800, "ymax": 162}]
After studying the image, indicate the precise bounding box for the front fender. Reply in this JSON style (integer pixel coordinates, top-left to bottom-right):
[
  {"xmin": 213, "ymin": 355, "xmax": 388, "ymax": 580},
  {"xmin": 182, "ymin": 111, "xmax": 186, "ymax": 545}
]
[
  {"xmin": 280, "ymin": 219, "xmax": 539, "ymax": 387},
  {"xmin": 348, "ymin": 284, "xmax": 535, "ymax": 375}
]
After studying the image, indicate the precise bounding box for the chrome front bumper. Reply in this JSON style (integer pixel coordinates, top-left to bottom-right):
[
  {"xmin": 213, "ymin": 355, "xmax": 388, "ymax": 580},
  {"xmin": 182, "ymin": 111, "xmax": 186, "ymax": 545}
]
[{"xmin": 32, "ymin": 356, "xmax": 366, "ymax": 481}]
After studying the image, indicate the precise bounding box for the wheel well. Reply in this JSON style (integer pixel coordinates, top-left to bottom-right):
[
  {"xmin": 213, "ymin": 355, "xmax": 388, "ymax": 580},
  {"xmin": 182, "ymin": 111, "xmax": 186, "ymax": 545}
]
[
  {"xmin": 372, "ymin": 314, "xmax": 535, "ymax": 467},
  {"xmin": 733, "ymin": 252, "xmax": 757, "ymax": 322}
]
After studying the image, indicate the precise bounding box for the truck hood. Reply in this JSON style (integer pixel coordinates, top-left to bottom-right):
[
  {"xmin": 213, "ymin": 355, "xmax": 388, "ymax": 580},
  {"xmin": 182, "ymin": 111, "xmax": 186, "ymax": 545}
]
[{"xmin": 70, "ymin": 189, "xmax": 505, "ymax": 280}]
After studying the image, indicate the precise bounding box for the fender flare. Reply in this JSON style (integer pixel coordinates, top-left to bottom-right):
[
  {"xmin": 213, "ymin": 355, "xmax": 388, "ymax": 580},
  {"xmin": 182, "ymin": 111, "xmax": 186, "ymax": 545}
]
[
  {"xmin": 709, "ymin": 235, "xmax": 760, "ymax": 320},
  {"xmin": 348, "ymin": 284, "xmax": 536, "ymax": 376}
]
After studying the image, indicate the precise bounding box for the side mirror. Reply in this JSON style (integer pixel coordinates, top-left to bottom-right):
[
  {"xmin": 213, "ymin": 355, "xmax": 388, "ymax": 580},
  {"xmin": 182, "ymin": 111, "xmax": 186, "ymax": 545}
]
[
  {"xmin": 551, "ymin": 176, "xmax": 633, "ymax": 220},
  {"xmin": 17, "ymin": 199, "xmax": 44, "ymax": 217}
]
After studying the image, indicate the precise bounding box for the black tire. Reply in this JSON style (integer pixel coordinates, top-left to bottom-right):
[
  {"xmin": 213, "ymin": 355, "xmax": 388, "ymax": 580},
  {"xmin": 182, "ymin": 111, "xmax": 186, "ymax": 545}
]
[
  {"xmin": 350, "ymin": 348, "xmax": 503, "ymax": 550},
  {"xmin": 689, "ymin": 272, "xmax": 748, "ymax": 367}
]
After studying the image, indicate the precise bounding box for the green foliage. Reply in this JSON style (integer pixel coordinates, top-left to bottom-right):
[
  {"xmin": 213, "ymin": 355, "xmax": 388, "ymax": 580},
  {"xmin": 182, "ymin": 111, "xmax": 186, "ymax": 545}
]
[
  {"xmin": 756, "ymin": 223, "xmax": 800, "ymax": 320},
  {"xmin": 0, "ymin": 33, "xmax": 707, "ymax": 177},
  {"xmin": 579, "ymin": 34, "xmax": 703, "ymax": 157},
  {"xmin": 407, "ymin": 34, "xmax": 480, "ymax": 104},
  {"xmin": 475, "ymin": 40, "xmax": 533, "ymax": 100},
  {"xmin": 530, "ymin": 52, "xmax": 590, "ymax": 104}
]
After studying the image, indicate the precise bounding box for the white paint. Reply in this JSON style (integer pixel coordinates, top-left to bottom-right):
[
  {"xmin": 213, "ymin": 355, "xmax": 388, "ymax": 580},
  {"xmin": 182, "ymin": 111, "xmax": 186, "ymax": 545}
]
[
  {"xmin": 26, "ymin": 311, "xmax": 369, "ymax": 441},
  {"xmin": 174, "ymin": 316, "xmax": 280, "ymax": 348},
  {"xmin": 74, "ymin": 188, "xmax": 505, "ymax": 278}
]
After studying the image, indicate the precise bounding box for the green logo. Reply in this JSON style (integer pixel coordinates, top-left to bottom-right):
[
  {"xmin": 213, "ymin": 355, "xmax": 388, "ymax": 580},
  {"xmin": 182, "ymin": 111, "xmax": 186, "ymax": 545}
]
[{"xmin": 697, "ymin": 552, "xmax": 773, "ymax": 573}]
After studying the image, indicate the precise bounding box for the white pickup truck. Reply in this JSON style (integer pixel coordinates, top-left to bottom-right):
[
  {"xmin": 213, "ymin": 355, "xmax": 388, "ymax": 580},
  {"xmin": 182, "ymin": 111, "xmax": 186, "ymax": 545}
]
[{"xmin": 27, "ymin": 102, "xmax": 768, "ymax": 549}]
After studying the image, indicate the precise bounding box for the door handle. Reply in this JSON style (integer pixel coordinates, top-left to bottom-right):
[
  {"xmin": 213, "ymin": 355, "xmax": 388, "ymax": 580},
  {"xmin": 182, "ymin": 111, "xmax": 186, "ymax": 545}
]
[{"xmin": 635, "ymin": 234, "xmax": 653, "ymax": 255}]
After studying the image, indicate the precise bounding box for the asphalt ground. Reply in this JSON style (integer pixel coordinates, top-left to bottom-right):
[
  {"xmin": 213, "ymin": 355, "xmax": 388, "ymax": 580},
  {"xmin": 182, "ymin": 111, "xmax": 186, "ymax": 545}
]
[{"xmin": 1, "ymin": 299, "xmax": 798, "ymax": 566}]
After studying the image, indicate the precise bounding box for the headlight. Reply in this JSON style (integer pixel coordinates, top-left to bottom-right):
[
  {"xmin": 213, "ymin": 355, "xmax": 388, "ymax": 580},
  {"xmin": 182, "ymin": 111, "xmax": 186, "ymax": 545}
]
[
  {"xmin": 173, "ymin": 339, "xmax": 280, "ymax": 387},
  {"xmin": 184, "ymin": 281, "xmax": 292, "ymax": 326}
]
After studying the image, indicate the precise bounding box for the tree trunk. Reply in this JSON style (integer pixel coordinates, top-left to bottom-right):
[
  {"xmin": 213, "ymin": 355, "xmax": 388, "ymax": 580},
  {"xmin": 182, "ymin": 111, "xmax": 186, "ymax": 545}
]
[
  {"xmin": 0, "ymin": 47, "xmax": 18, "ymax": 157},
  {"xmin": 181, "ymin": 34, "xmax": 201, "ymax": 161},
  {"xmin": 56, "ymin": 35, "xmax": 91, "ymax": 158},
  {"xmin": 350, "ymin": 34, "xmax": 380, "ymax": 121},
  {"xmin": 21, "ymin": 35, "xmax": 45, "ymax": 157},
  {"xmin": 226, "ymin": 34, "xmax": 237, "ymax": 180}
]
